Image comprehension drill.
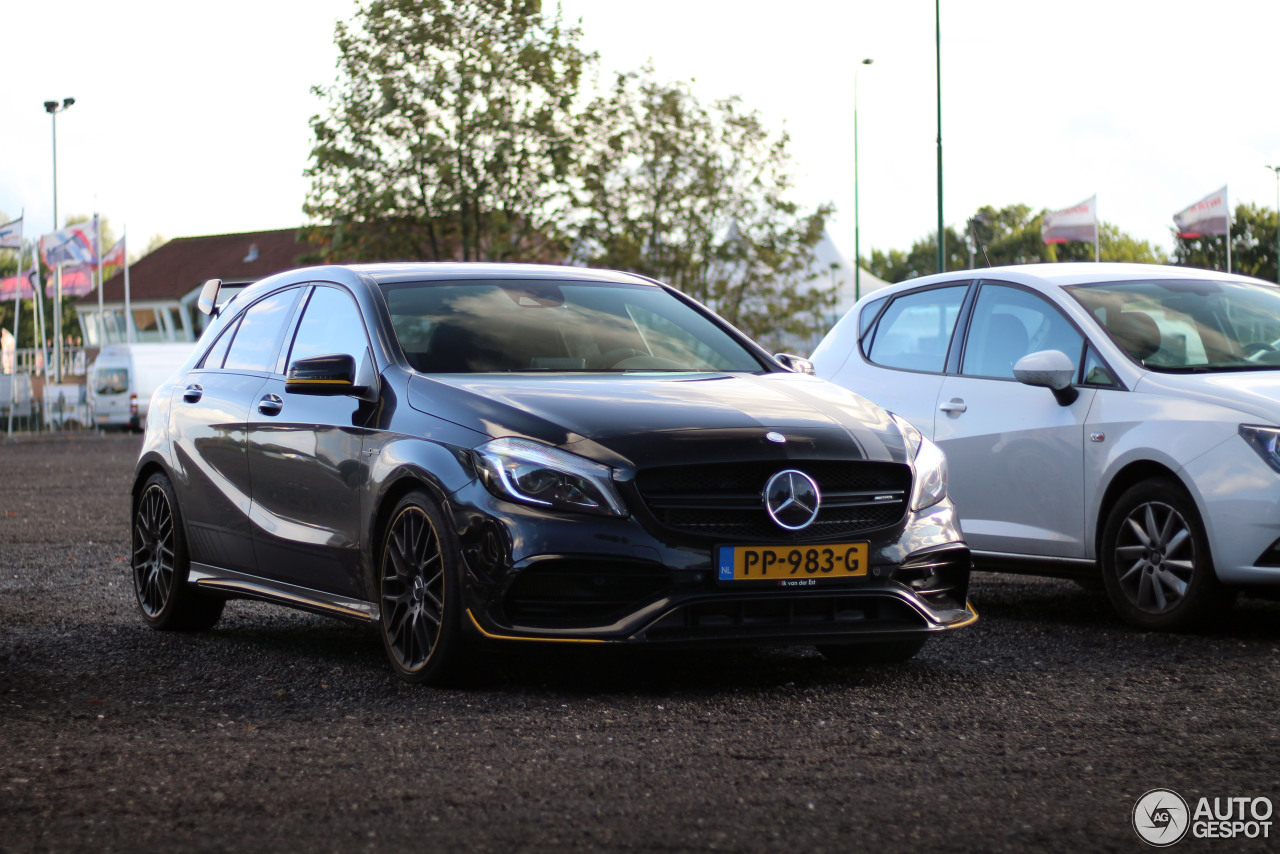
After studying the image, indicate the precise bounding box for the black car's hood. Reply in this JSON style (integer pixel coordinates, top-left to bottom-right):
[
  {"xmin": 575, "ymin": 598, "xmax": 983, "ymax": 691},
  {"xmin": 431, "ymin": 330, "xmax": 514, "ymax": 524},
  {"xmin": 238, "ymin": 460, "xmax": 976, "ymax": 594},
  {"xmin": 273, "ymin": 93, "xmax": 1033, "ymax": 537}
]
[{"xmin": 407, "ymin": 372, "xmax": 909, "ymax": 470}]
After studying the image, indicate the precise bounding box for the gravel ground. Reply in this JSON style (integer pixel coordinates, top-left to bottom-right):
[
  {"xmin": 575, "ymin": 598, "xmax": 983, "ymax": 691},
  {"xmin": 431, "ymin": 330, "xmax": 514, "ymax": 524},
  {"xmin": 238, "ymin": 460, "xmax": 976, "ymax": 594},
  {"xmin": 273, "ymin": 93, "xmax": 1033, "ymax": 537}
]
[{"xmin": 2, "ymin": 434, "xmax": 1279, "ymax": 853}]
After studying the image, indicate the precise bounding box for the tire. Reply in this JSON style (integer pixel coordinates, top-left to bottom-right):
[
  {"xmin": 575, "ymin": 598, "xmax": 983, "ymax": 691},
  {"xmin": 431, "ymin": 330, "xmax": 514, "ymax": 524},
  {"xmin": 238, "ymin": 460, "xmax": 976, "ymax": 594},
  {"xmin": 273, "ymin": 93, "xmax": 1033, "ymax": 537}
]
[
  {"xmin": 1100, "ymin": 478, "xmax": 1230, "ymax": 631},
  {"xmin": 131, "ymin": 472, "xmax": 225, "ymax": 631},
  {"xmin": 378, "ymin": 491, "xmax": 468, "ymax": 684},
  {"xmin": 817, "ymin": 637, "xmax": 927, "ymax": 666}
]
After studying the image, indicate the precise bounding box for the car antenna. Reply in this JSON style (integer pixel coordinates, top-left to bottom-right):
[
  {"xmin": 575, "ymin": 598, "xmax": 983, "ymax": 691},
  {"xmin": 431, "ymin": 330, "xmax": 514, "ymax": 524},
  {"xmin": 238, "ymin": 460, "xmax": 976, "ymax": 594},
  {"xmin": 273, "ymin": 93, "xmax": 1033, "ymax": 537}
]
[{"xmin": 967, "ymin": 216, "xmax": 992, "ymax": 267}]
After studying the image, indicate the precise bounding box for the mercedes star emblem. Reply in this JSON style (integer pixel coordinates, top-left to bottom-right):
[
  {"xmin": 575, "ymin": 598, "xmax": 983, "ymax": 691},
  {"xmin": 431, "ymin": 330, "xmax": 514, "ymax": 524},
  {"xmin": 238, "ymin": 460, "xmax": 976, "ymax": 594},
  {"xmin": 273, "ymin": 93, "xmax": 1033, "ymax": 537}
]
[{"xmin": 763, "ymin": 469, "xmax": 821, "ymax": 531}]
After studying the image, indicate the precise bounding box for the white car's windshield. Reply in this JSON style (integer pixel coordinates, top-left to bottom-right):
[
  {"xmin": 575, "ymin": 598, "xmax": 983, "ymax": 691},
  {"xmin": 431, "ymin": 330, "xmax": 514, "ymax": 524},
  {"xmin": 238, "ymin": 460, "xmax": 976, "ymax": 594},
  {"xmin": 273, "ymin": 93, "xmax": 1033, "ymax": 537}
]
[
  {"xmin": 382, "ymin": 279, "xmax": 766, "ymax": 373},
  {"xmin": 1067, "ymin": 278, "xmax": 1280, "ymax": 372}
]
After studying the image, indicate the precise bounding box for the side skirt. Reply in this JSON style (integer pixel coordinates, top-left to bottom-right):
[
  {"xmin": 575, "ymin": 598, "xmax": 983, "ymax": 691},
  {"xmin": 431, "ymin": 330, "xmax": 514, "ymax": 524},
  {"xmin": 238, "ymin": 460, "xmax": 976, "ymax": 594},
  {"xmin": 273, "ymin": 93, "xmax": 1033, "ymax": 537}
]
[
  {"xmin": 189, "ymin": 563, "xmax": 379, "ymax": 623},
  {"xmin": 970, "ymin": 550, "xmax": 1097, "ymax": 579}
]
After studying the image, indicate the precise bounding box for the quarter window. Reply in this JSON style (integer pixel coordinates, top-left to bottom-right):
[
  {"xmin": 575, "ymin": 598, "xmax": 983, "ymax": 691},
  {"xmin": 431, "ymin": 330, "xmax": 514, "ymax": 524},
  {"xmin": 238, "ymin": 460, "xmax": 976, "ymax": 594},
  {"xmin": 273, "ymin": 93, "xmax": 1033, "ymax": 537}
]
[
  {"xmin": 961, "ymin": 285, "xmax": 1083, "ymax": 380},
  {"xmin": 865, "ymin": 286, "xmax": 966, "ymax": 373},
  {"xmin": 199, "ymin": 319, "xmax": 239, "ymax": 370}
]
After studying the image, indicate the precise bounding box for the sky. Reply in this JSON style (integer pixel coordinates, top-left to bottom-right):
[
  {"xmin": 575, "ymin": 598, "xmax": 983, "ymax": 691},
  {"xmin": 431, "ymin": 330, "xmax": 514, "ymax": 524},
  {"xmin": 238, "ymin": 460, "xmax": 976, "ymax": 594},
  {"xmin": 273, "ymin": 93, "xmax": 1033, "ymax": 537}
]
[{"xmin": 4, "ymin": 0, "xmax": 1280, "ymax": 265}]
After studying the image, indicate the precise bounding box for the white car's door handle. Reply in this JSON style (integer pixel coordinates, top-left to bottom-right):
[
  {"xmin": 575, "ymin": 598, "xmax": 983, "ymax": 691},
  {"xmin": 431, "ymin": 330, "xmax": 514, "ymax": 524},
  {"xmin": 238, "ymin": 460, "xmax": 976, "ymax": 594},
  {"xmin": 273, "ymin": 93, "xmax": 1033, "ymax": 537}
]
[{"xmin": 939, "ymin": 399, "xmax": 967, "ymax": 414}]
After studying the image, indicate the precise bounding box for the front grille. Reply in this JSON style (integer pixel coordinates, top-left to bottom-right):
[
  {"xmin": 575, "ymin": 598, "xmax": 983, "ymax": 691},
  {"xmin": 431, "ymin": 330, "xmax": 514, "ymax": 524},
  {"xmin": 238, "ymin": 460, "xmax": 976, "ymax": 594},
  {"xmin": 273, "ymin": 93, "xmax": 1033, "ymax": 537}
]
[{"xmin": 634, "ymin": 460, "xmax": 911, "ymax": 541}]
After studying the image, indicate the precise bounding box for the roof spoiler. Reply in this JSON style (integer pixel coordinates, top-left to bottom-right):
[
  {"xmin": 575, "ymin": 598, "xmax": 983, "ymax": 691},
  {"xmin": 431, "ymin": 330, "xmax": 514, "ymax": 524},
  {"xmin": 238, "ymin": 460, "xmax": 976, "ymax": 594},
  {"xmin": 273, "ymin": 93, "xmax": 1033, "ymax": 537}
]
[{"xmin": 197, "ymin": 278, "xmax": 222, "ymax": 317}]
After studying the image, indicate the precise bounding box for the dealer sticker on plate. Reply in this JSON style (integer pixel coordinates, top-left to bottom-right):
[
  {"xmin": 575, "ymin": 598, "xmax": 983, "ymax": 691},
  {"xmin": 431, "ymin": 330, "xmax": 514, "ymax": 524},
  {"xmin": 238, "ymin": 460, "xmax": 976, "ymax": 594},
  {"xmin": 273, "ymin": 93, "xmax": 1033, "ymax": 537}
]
[{"xmin": 717, "ymin": 542, "xmax": 869, "ymax": 585}]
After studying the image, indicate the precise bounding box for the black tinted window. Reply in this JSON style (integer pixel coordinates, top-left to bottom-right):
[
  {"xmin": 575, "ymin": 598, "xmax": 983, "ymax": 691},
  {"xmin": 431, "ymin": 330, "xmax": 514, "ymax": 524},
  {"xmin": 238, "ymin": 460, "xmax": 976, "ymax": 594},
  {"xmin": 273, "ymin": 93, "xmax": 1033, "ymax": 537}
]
[
  {"xmin": 199, "ymin": 319, "xmax": 239, "ymax": 370},
  {"xmin": 288, "ymin": 287, "xmax": 370, "ymax": 366},
  {"xmin": 223, "ymin": 289, "xmax": 303, "ymax": 373}
]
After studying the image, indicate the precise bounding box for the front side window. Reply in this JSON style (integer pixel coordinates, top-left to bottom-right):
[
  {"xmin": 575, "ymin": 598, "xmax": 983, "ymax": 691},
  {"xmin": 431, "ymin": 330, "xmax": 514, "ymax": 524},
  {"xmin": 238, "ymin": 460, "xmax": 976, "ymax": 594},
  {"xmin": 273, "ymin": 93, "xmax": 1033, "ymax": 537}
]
[
  {"xmin": 222, "ymin": 289, "xmax": 303, "ymax": 373},
  {"xmin": 961, "ymin": 284, "xmax": 1083, "ymax": 380},
  {"xmin": 287, "ymin": 287, "xmax": 370, "ymax": 366},
  {"xmin": 864, "ymin": 285, "xmax": 966, "ymax": 373},
  {"xmin": 1068, "ymin": 277, "xmax": 1280, "ymax": 371},
  {"xmin": 383, "ymin": 279, "xmax": 764, "ymax": 373}
]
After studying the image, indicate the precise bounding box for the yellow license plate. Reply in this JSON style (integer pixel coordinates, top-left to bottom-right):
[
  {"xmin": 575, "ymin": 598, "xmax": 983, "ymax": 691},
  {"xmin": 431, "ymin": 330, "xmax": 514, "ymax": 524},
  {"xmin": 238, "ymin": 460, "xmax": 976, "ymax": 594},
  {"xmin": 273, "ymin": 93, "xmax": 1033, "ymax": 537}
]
[{"xmin": 717, "ymin": 542, "xmax": 869, "ymax": 584}]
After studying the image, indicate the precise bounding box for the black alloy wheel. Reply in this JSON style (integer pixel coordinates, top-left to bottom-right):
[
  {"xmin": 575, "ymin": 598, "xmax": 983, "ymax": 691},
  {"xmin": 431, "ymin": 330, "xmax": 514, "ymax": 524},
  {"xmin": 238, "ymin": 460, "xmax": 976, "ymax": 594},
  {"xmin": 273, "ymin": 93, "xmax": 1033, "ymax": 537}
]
[
  {"xmin": 378, "ymin": 491, "xmax": 466, "ymax": 684},
  {"xmin": 1101, "ymin": 478, "xmax": 1231, "ymax": 631},
  {"xmin": 131, "ymin": 472, "xmax": 224, "ymax": 631}
]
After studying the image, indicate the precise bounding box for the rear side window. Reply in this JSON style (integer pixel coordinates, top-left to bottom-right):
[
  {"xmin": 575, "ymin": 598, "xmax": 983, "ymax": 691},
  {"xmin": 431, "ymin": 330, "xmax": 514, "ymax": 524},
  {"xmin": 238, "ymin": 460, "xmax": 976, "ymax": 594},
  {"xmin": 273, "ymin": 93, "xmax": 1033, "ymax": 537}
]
[
  {"xmin": 865, "ymin": 286, "xmax": 966, "ymax": 373},
  {"xmin": 223, "ymin": 289, "xmax": 303, "ymax": 373}
]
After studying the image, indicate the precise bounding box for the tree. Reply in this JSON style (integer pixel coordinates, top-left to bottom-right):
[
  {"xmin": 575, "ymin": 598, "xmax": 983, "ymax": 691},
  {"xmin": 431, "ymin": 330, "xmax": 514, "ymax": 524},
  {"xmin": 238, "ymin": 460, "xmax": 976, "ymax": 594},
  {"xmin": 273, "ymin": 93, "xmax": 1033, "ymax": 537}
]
[
  {"xmin": 869, "ymin": 204, "xmax": 1170, "ymax": 283},
  {"xmin": 867, "ymin": 226, "xmax": 967, "ymax": 283},
  {"xmin": 569, "ymin": 67, "xmax": 831, "ymax": 343},
  {"xmin": 303, "ymin": 0, "xmax": 591, "ymax": 263},
  {"xmin": 1174, "ymin": 202, "xmax": 1277, "ymax": 281}
]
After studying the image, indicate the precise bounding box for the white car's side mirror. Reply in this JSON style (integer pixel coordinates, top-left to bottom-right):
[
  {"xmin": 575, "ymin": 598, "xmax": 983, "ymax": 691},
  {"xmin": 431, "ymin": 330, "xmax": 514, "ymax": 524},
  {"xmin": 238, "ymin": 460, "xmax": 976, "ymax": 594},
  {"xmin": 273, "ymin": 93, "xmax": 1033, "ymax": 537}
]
[{"xmin": 1013, "ymin": 349, "xmax": 1078, "ymax": 406}]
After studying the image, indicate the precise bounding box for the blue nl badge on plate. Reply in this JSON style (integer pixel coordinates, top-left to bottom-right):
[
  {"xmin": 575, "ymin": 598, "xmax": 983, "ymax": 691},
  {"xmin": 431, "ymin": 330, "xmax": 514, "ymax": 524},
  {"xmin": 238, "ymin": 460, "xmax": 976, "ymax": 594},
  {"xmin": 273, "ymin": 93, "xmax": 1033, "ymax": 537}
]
[{"xmin": 718, "ymin": 547, "xmax": 735, "ymax": 581}]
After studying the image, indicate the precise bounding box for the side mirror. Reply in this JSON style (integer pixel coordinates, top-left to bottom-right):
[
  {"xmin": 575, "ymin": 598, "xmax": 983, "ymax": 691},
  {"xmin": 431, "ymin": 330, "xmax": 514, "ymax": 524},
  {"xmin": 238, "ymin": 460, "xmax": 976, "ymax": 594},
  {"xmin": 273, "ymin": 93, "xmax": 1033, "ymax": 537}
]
[
  {"xmin": 774, "ymin": 353, "xmax": 816, "ymax": 375},
  {"xmin": 286, "ymin": 354, "xmax": 358, "ymax": 396},
  {"xmin": 197, "ymin": 278, "xmax": 222, "ymax": 317},
  {"xmin": 1013, "ymin": 349, "xmax": 1078, "ymax": 406},
  {"xmin": 287, "ymin": 352, "xmax": 379, "ymax": 401}
]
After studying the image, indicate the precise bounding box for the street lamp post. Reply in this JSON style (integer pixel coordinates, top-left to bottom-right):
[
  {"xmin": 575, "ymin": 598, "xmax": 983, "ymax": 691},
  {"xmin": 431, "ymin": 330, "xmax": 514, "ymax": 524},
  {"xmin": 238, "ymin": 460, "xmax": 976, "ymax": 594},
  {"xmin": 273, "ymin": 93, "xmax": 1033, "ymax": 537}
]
[
  {"xmin": 854, "ymin": 58, "xmax": 873, "ymax": 304},
  {"xmin": 43, "ymin": 97, "xmax": 74, "ymax": 383},
  {"xmin": 1268, "ymin": 165, "xmax": 1280, "ymax": 284},
  {"xmin": 935, "ymin": 0, "xmax": 944, "ymax": 274}
]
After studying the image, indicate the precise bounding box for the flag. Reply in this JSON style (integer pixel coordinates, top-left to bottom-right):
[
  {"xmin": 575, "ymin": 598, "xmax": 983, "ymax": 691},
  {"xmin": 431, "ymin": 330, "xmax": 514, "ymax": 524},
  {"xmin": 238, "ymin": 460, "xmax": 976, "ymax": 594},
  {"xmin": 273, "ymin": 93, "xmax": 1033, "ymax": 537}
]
[
  {"xmin": 102, "ymin": 235, "xmax": 126, "ymax": 270},
  {"xmin": 1041, "ymin": 195, "xmax": 1097, "ymax": 245},
  {"xmin": 46, "ymin": 263, "xmax": 95, "ymax": 297},
  {"xmin": 0, "ymin": 217, "xmax": 22, "ymax": 250},
  {"xmin": 0, "ymin": 268, "xmax": 36, "ymax": 301},
  {"xmin": 1174, "ymin": 186, "xmax": 1229, "ymax": 238},
  {"xmin": 40, "ymin": 220, "xmax": 98, "ymax": 267}
]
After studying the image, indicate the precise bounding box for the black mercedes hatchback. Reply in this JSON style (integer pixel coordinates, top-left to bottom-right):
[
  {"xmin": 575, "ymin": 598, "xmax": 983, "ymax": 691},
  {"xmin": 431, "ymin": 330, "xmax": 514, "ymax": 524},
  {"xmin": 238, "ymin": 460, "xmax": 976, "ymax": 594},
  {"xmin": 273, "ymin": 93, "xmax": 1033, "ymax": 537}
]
[{"xmin": 131, "ymin": 263, "xmax": 974, "ymax": 683}]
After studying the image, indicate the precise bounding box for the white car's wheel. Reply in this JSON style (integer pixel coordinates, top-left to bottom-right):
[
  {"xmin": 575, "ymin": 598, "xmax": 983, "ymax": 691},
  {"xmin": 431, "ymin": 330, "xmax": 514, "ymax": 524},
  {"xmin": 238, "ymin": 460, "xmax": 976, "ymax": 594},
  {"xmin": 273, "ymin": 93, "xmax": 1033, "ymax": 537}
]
[{"xmin": 1101, "ymin": 478, "xmax": 1231, "ymax": 631}]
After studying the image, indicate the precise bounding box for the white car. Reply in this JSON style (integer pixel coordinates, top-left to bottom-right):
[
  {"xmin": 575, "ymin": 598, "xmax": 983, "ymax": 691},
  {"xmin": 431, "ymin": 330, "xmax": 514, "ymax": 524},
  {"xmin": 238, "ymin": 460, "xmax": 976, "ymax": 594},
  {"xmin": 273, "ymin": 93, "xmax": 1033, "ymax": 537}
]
[{"xmin": 811, "ymin": 262, "xmax": 1280, "ymax": 630}]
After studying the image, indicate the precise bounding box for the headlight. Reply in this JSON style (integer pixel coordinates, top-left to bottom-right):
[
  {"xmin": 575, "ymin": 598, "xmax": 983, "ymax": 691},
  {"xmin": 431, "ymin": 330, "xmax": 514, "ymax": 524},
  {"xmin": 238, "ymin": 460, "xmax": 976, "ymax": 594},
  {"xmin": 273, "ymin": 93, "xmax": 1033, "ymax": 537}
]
[
  {"xmin": 892, "ymin": 414, "xmax": 948, "ymax": 512},
  {"xmin": 474, "ymin": 437, "xmax": 627, "ymax": 517},
  {"xmin": 1240, "ymin": 425, "xmax": 1280, "ymax": 473}
]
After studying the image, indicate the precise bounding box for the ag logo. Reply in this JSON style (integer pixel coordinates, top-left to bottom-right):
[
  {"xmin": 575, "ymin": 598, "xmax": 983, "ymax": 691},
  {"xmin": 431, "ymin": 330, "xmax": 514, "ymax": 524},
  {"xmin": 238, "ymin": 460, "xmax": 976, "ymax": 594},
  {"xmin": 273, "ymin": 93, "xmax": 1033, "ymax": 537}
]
[{"xmin": 1133, "ymin": 788, "xmax": 1190, "ymax": 846}]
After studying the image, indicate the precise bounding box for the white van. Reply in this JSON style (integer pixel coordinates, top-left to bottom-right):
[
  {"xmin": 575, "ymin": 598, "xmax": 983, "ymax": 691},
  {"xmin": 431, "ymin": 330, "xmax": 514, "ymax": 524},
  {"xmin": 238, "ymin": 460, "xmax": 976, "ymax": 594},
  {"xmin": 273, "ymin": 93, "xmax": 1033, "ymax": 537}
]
[
  {"xmin": 0, "ymin": 373, "xmax": 34, "ymax": 427},
  {"xmin": 89, "ymin": 343, "xmax": 196, "ymax": 431}
]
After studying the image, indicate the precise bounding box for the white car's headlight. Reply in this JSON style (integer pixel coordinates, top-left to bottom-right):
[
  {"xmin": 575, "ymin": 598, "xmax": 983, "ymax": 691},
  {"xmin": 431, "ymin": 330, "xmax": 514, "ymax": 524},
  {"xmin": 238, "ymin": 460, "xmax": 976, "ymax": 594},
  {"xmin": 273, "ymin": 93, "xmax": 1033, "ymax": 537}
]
[
  {"xmin": 893, "ymin": 414, "xmax": 949, "ymax": 512},
  {"xmin": 474, "ymin": 437, "xmax": 627, "ymax": 517},
  {"xmin": 1240, "ymin": 425, "xmax": 1280, "ymax": 473}
]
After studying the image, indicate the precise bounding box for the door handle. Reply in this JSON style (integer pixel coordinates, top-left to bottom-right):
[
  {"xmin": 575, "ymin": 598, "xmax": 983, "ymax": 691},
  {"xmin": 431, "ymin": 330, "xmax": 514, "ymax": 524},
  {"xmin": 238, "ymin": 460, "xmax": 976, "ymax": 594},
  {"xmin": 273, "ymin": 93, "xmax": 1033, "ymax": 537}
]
[
  {"xmin": 183, "ymin": 384, "xmax": 203, "ymax": 403},
  {"xmin": 939, "ymin": 398, "xmax": 967, "ymax": 414},
  {"xmin": 258, "ymin": 394, "xmax": 283, "ymax": 416}
]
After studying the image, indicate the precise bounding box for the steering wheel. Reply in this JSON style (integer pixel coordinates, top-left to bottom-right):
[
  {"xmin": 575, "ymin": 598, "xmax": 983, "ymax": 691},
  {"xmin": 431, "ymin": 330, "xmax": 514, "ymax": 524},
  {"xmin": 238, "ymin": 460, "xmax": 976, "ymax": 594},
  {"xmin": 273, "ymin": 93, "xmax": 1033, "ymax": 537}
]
[{"xmin": 1244, "ymin": 341, "xmax": 1277, "ymax": 355}]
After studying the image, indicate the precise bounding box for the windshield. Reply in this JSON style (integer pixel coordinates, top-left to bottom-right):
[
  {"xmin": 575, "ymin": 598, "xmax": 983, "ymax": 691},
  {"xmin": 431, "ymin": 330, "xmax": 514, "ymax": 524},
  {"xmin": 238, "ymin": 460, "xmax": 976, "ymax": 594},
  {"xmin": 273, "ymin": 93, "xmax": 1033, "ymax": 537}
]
[
  {"xmin": 1067, "ymin": 278, "xmax": 1280, "ymax": 372},
  {"xmin": 382, "ymin": 279, "xmax": 766, "ymax": 373}
]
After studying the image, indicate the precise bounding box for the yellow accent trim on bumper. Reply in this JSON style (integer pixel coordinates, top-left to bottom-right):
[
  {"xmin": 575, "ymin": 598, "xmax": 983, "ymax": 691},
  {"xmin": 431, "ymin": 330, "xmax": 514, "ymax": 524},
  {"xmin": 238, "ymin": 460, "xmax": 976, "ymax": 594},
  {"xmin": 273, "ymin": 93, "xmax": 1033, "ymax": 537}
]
[
  {"xmin": 466, "ymin": 609, "xmax": 605, "ymax": 644},
  {"xmin": 950, "ymin": 601, "xmax": 979, "ymax": 628}
]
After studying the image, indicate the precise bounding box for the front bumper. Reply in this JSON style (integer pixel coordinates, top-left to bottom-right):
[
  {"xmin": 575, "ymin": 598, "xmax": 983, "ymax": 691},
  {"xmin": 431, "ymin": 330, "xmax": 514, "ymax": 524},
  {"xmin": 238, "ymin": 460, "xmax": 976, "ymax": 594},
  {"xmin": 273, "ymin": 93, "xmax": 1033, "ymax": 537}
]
[{"xmin": 453, "ymin": 481, "xmax": 975, "ymax": 647}]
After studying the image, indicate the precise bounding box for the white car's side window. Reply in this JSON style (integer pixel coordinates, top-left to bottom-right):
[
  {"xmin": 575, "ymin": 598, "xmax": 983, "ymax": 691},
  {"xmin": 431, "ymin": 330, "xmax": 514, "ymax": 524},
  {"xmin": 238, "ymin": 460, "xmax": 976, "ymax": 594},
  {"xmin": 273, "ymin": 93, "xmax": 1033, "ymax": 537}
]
[
  {"xmin": 864, "ymin": 286, "xmax": 966, "ymax": 373},
  {"xmin": 961, "ymin": 285, "xmax": 1083, "ymax": 380}
]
